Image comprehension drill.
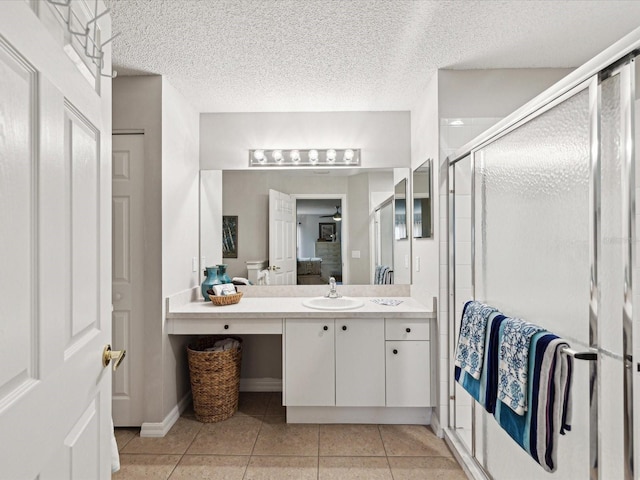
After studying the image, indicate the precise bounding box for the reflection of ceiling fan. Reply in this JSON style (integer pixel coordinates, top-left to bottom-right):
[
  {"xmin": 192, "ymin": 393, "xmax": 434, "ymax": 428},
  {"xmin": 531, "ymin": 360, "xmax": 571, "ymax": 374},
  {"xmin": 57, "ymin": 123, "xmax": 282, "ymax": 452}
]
[{"xmin": 321, "ymin": 206, "xmax": 342, "ymax": 222}]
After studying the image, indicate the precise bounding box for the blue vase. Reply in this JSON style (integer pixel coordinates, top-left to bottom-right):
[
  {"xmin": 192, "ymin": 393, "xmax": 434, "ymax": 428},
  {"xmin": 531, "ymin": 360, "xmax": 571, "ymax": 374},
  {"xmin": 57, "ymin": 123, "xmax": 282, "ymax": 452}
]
[
  {"xmin": 216, "ymin": 264, "xmax": 232, "ymax": 284},
  {"xmin": 201, "ymin": 266, "xmax": 222, "ymax": 301}
]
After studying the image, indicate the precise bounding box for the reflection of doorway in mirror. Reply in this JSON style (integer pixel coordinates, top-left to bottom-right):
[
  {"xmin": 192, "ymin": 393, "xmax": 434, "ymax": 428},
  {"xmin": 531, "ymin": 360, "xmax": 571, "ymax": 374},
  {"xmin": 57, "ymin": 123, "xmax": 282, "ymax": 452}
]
[{"xmin": 295, "ymin": 198, "xmax": 343, "ymax": 285}]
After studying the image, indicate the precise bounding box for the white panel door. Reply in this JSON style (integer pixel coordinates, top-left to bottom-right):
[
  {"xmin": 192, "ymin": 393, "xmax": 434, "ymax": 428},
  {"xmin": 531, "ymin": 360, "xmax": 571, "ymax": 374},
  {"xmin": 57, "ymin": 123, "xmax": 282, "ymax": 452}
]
[
  {"xmin": 0, "ymin": 1, "xmax": 112, "ymax": 478},
  {"xmin": 335, "ymin": 318, "xmax": 385, "ymax": 406},
  {"xmin": 386, "ymin": 341, "xmax": 431, "ymax": 407},
  {"xmin": 284, "ymin": 319, "xmax": 335, "ymax": 406},
  {"xmin": 112, "ymin": 134, "xmax": 144, "ymax": 426},
  {"xmin": 269, "ymin": 189, "xmax": 296, "ymax": 285}
]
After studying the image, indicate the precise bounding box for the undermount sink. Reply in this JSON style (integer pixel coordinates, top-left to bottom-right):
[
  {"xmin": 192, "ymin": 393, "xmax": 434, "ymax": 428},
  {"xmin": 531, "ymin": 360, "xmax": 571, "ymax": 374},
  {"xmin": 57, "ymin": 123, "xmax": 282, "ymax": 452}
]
[{"xmin": 302, "ymin": 296, "xmax": 364, "ymax": 311}]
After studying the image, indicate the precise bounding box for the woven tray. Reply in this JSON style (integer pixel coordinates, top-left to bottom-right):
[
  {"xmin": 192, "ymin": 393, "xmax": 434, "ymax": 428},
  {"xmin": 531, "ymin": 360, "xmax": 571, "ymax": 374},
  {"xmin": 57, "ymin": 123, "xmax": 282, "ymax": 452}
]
[
  {"xmin": 209, "ymin": 291, "xmax": 243, "ymax": 306},
  {"xmin": 187, "ymin": 336, "xmax": 243, "ymax": 423}
]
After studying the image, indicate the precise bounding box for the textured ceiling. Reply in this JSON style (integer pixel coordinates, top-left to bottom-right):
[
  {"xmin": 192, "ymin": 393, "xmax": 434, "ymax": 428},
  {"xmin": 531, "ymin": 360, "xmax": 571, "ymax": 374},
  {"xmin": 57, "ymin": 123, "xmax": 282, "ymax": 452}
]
[{"xmin": 106, "ymin": 0, "xmax": 640, "ymax": 113}]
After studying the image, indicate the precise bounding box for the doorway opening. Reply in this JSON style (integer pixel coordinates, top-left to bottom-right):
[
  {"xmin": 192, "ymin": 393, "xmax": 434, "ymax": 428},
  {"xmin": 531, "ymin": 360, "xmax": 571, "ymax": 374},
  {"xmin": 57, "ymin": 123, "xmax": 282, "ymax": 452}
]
[{"xmin": 295, "ymin": 197, "xmax": 344, "ymax": 285}]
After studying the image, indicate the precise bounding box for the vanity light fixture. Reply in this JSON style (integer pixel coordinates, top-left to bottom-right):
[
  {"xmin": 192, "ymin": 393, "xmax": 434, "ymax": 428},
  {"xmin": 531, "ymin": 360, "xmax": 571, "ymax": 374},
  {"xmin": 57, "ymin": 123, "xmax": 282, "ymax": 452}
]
[
  {"xmin": 343, "ymin": 149, "xmax": 355, "ymax": 163},
  {"xmin": 253, "ymin": 149, "xmax": 266, "ymax": 164},
  {"xmin": 248, "ymin": 148, "xmax": 360, "ymax": 167}
]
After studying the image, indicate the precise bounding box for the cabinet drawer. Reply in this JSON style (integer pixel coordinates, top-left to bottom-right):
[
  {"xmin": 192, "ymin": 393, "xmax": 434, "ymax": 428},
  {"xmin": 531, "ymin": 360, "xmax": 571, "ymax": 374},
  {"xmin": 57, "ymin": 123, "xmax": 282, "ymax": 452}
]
[
  {"xmin": 182, "ymin": 318, "xmax": 283, "ymax": 335},
  {"xmin": 385, "ymin": 319, "xmax": 429, "ymax": 341}
]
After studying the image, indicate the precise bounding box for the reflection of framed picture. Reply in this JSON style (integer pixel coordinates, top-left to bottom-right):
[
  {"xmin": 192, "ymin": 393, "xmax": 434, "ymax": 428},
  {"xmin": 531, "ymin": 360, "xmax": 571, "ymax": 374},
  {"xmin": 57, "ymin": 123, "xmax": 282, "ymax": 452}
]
[
  {"xmin": 319, "ymin": 222, "xmax": 336, "ymax": 241},
  {"xmin": 222, "ymin": 216, "xmax": 238, "ymax": 258}
]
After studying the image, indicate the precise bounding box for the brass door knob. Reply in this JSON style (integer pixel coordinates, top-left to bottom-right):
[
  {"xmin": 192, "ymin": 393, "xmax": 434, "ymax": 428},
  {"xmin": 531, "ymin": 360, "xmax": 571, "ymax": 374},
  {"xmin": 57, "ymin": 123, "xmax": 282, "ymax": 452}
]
[{"xmin": 103, "ymin": 344, "xmax": 126, "ymax": 371}]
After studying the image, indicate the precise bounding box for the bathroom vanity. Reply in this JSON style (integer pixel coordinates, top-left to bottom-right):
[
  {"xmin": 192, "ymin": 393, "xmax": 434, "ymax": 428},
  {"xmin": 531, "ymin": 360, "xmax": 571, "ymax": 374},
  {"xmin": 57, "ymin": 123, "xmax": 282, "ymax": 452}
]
[{"xmin": 167, "ymin": 289, "xmax": 436, "ymax": 424}]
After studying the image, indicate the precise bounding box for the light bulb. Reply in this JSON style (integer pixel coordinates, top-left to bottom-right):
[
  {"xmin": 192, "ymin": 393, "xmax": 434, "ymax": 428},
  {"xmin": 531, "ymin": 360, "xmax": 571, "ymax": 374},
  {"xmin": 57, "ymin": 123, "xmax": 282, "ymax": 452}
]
[
  {"xmin": 309, "ymin": 149, "xmax": 319, "ymax": 164},
  {"xmin": 290, "ymin": 150, "xmax": 300, "ymax": 163},
  {"xmin": 326, "ymin": 149, "xmax": 336, "ymax": 163},
  {"xmin": 344, "ymin": 149, "xmax": 354, "ymax": 163},
  {"xmin": 273, "ymin": 150, "xmax": 283, "ymax": 163},
  {"xmin": 253, "ymin": 150, "xmax": 266, "ymax": 163}
]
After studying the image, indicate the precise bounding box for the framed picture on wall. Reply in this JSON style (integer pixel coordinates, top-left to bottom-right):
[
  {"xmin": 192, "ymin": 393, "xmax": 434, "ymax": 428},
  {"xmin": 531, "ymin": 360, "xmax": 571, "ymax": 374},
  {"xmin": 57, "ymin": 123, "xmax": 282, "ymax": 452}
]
[
  {"xmin": 222, "ymin": 215, "xmax": 238, "ymax": 258},
  {"xmin": 319, "ymin": 222, "xmax": 336, "ymax": 241}
]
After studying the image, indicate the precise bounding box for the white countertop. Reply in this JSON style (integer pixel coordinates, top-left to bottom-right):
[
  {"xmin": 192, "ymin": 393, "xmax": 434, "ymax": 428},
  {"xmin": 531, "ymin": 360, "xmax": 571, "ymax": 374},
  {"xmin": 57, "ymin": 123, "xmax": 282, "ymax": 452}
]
[{"xmin": 167, "ymin": 296, "xmax": 435, "ymax": 320}]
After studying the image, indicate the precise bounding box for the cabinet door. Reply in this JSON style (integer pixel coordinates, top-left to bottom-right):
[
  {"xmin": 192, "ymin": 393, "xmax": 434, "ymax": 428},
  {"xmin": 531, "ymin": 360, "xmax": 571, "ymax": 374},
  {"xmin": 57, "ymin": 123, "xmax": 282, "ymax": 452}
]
[
  {"xmin": 285, "ymin": 319, "xmax": 335, "ymax": 406},
  {"xmin": 335, "ymin": 318, "xmax": 385, "ymax": 406},
  {"xmin": 385, "ymin": 341, "xmax": 431, "ymax": 407}
]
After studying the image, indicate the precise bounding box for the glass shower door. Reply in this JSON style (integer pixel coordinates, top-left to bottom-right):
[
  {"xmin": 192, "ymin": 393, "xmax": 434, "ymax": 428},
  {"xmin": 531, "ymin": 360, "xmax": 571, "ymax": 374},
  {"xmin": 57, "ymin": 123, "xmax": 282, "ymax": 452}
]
[{"xmin": 473, "ymin": 83, "xmax": 593, "ymax": 479}]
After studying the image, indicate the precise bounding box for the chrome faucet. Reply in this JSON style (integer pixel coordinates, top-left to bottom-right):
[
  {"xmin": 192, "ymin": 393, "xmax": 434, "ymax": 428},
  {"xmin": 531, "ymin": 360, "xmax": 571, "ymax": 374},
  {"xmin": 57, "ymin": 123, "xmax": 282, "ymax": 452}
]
[{"xmin": 326, "ymin": 276, "xmax": 340, "ymax": 298}]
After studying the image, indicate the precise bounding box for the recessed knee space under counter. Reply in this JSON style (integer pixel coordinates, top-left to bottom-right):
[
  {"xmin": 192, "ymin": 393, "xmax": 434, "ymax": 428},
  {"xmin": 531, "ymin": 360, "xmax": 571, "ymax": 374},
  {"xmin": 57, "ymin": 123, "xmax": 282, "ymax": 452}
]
[{"xmin": 166, "ymin": 288, "xmax": 437, "ymax": 424}]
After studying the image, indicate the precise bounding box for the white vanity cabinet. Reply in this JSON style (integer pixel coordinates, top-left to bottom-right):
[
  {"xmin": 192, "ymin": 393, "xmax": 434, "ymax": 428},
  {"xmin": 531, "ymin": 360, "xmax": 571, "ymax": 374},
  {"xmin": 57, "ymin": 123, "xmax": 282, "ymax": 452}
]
[
  {"xmin": 167, "ymin": 294, "xmax": 436, "ymax": 425},
  {"xmin": 284, "ymin": 317, "xmax": 385, "ymax": 407},
  {"xmin": 385, "ymin": 319, "xmax": 431, "ymax": 407},
  {"xmin": 335, "ymin": 318, "xmax": 385, "ymax": 406},
  {"xmin": 284, "ymin": 319, "xmax": 335, "ymax": 406}
]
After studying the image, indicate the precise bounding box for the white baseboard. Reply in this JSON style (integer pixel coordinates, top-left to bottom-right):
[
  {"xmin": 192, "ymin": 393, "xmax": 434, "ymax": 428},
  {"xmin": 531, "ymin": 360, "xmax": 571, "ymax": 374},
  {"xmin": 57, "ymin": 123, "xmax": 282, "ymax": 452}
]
[
  {"xmin": 140, "ymin": 391, "xmax": 192, "ymax": 438},
  {"xmin": 239, "ymin": 377, "xmax": 282, "ymax": 392},
  {"xmin": 286, "ymin": 406, "xmax": 431, "ymax": 424},
  {"xmin": 430, "ymin": 411, "xmax": 443, "ymax": 438}
]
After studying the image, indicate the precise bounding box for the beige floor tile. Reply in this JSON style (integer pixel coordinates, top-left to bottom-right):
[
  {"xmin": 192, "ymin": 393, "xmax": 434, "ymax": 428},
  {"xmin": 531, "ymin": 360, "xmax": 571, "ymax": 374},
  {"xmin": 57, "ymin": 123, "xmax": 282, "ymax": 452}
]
[
  {"xmin": 252, "ymin": 416, "xmax": 319, "ymax": 456},
  {"xmin": 244, "ymin": 456, "xmax": 318, "ymax": 480},
  {"xmin": 115, "ymin": 428, "xmax": 139, "ymax": 452},
  {"xmin": 379, "ymin": 425, "xmax": 452, "ymax": 457},
  {"xmin": 168, "ymin": 455, "xmax": 249, "ymax": 480},
  {"xmin": 237, "ymin": 392, "xmax": 271, "ymax": 416},
  {"xmin": 187, "ymin": 421, "xmax": 261, "ymax": 455},
  {"xmin": 388, "ymin": 456, "xmax": 467, "ymax": 479},
  {"xmin": 121, "ymin": 417, "xmax": 203, "ymax": 455},
  {"xmin": 265, "ymin": 392, "xmax": 286, "ymax": 416},
  {"xmin": 113, "ymin": 454, "xmax": 181, "ymax": 479},
  {"xmin": 319, "ymin": 456, "xmax": 393, "ymax": 480},
  {"xmin": 206, "ymin": 413, "xmax": 264, "ymax": 427},
  {"xmin": 319, "ymin": 424, "xmax": 385, "ymax": 456}
]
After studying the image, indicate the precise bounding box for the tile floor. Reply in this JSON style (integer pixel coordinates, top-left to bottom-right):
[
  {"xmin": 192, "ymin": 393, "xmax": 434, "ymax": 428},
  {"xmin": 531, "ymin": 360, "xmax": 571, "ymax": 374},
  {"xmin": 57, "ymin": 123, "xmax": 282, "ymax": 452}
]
[{"xmin": 114, "ymin": 392, "xmax": 467, "ymax": 479}]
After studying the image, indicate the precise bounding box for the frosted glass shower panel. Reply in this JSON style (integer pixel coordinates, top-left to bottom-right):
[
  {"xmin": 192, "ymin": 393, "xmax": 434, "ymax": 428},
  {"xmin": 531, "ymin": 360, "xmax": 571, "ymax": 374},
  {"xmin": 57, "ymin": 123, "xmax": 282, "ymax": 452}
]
[
  {"xmin": 474, "ymin": 89, "xmax": 591, "ymax": 343},
  {"xmin": 473, "ymin": 88, "xmax": 592, "ymax": 478}
]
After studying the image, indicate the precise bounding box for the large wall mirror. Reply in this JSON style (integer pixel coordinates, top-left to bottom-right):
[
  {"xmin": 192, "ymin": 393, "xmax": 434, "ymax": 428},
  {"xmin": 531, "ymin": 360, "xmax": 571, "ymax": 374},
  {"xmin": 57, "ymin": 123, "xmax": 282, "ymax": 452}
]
[
  {"xmin": 201, "ymin": 168, "xmax": 413, "ymax": 285},
  {"xmin": 394, "ymin": 178, "xmax": 407, "ymax": 240},
  {"xmin": 412, "ymin": 159, "xmax": 433, "ymax": 239}
]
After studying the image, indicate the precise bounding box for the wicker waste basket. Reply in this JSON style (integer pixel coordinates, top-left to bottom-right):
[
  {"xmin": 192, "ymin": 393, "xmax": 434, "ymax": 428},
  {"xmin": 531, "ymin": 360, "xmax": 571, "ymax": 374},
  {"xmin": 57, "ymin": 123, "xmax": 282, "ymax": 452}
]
[{"xmin": 187, "ymin": 336, "xmax": 243, "ymax": 423}]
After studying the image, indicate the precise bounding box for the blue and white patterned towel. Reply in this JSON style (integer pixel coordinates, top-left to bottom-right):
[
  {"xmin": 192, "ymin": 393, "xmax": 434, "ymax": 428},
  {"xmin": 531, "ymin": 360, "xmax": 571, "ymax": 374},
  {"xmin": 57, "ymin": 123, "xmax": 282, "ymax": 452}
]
[
  {"xmin": 497, "ymin": 317, "xmax": 545, "ymax": 415},
  {"xmin": 454, "ymin": 300, "xmax": 499, "ymax": 379}
]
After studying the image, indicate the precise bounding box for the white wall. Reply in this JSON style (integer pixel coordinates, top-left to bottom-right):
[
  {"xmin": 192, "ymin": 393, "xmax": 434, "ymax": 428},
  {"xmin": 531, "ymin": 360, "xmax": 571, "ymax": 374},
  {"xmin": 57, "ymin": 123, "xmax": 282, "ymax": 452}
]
[
  {"xmin": 161, "ymin": 79, "xmax": 201, "ymax": 419},
  {"xmin": 438, "ymin": 68, "xmax": 574, "ymax": 119},
  {"xmin": 200, "ymin": 170, "xmax": 223, "ymax": 274},
  {"xmin": 113, "ymin": 76, "xmax": 165, "ymax": 422},
  {"xmin": 200, "ymin": 111, "xmax": 411, "ymax": 170},
  {"xmin": 347, "ymin": 173, "xmax": 370, "ymax": 284},
  {"xmin": 113, "ymin": 75, "xmax": 201, "ymax": 425}
]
